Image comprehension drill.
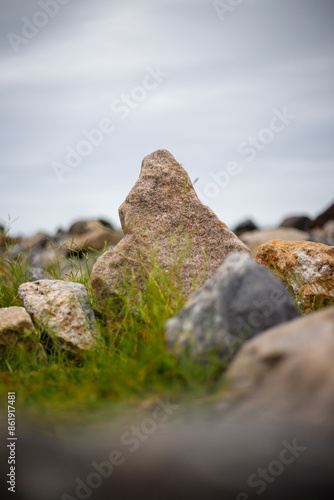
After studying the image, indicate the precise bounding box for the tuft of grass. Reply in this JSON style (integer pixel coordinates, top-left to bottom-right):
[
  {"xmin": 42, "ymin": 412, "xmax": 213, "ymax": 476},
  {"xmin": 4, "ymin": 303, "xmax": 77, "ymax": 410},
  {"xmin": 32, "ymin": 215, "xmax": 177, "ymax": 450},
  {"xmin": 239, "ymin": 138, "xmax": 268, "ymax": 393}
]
[{"xmin": 0, "ymin": 249, "xmax": 31, "ymax": 308}]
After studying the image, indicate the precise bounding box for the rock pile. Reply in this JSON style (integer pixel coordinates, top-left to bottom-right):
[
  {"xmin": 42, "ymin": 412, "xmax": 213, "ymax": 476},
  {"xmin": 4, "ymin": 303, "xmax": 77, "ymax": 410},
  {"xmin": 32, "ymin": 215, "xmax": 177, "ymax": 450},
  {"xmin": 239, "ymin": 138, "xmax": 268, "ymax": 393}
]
[
  {"xmin": 236, "ymin": 200, "xmax": 334, "ymax": 256},
  {"xmin": 0, "ymin": 150, "xmax": 333, "ymax": 427},
  {"xmin": 1, "ymin": 151, "xmax": 334, "ymax": 500},
  {"xmin": 1, "ymin": 218, "xmax": 122, "ymax": 281}
]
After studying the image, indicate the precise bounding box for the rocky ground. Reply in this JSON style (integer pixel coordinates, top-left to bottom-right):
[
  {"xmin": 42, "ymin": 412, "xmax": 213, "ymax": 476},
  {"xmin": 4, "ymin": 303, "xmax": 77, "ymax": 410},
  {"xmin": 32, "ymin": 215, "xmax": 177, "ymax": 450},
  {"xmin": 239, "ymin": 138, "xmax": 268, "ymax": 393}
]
[{"xmin": 0, "ymin": 149, "xmax": 334, "ymax": 498}]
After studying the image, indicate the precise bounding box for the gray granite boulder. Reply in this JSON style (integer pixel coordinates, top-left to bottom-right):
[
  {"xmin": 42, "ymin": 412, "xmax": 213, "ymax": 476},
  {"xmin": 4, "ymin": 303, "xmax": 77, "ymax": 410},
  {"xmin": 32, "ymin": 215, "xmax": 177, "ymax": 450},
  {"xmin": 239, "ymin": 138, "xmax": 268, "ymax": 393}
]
[{"xmin": 165, "ymin": 252, "xmax": 299, "ymax": 361}]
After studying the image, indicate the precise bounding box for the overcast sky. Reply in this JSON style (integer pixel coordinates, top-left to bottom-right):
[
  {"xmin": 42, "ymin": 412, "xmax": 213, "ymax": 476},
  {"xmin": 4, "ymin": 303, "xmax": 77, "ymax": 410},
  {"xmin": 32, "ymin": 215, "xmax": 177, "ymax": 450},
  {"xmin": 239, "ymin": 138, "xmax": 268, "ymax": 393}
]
[{"xmin": 1, "ymin": 0, "xmax": 333, "ymax": 237}]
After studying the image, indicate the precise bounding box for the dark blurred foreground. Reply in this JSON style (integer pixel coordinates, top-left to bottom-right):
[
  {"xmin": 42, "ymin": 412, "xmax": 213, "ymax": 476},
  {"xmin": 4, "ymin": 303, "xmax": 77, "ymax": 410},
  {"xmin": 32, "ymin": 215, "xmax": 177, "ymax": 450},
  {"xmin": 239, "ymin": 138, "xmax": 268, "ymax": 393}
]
[{"xmin": 1, "ymin": 408, "xmax": 333, "ymax": 500}]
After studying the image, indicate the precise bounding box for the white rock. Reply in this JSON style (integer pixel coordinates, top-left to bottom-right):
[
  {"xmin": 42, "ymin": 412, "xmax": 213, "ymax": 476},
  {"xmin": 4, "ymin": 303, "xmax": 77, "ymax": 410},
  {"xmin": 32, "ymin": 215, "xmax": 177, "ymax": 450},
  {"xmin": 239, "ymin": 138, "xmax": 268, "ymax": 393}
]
[{"xmin": 18, "ymin": 280, "xmax": 99, "ymax": 354}]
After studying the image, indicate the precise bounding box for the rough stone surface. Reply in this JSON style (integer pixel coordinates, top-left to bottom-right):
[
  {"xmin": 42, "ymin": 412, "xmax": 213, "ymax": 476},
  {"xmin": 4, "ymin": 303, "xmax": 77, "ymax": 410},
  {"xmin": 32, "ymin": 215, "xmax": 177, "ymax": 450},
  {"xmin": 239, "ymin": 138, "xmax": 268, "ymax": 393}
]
[
  {"xmin": 240, "ymin": 228, "xmax": 308, "ymax": 257},
  {"xmin": 0, "ymin": 306, "xmax": 44, "ymax": 357},
  {"xmin": 66, "ymin": 229, "xmax": 121, "ymax": 254},
  {"xmin": 227, "ymin": 308, "xmax": 334, "ymax": 425},
  {"xmin": 91, "ymin": 149, "xmax": 250, "ymax": 301},
  {"xmin": 256, "ymin": 240, "xmax": 334, "ymax": 312},
  {"xmin": 279, "ymin": 216, "xmax": 311, "ymax": 232},
  {"xmin": 165, "ymin": 252, "xmax": 299, "ymax": 361},
  {"xmin": 18, "ymin": 280, "xmax": 99, "ymax": 353}
]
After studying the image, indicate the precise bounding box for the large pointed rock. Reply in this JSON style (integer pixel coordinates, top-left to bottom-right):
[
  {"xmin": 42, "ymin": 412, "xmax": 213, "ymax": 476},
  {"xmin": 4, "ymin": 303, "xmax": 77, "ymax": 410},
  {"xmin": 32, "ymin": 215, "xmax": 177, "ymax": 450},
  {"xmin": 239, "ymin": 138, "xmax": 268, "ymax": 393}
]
[{"xmin": 91, "ymin": 150, "xmax": 250, "ymax": 301}]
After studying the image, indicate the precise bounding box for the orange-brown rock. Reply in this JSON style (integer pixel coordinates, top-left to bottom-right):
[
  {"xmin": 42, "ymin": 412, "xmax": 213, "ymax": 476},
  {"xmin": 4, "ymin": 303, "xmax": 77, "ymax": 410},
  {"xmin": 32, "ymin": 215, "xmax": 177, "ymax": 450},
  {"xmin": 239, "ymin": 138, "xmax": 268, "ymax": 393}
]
[
  {"xmin": 91, "ymin": 149, "xmax": 250, "ymax": 301},
  {"xmin": 256, "ymin": 240, "xmax": 334, "ymax": 312}
]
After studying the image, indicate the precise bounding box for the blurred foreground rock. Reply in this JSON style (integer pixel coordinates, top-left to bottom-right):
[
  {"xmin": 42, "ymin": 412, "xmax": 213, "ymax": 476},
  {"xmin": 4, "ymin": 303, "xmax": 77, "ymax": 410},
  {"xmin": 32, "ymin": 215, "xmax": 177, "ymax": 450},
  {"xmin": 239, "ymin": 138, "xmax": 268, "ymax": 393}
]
[
  {"xmin": 3, "ymin": 411, "xmax": 334, "ymax": 500},
  {"xmin": 165, "ymin": 253, "xmax": 299, "ymax": 360},
  {"xmin": 91, "ymin": 149, "xmax": 249, "ymax": 301},
  {"xmin": 256, "ymin": 240, "xmax": 334, "ymax": 312},
  {"xmin": 18, "ymin": 280, "xmax": 99, "ymax": 354},
  {"xmin": 227, "ymin": 307, "xmax": 334, "ymax": 425}
]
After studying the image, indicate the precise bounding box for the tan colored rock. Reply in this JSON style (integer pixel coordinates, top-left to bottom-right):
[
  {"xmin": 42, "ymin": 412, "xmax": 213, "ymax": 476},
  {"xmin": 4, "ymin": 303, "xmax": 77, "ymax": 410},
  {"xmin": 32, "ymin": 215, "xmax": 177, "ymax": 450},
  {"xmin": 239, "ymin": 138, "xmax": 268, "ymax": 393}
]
[
  {"xmin": 68, "ymin": 219, "xmax": 114, "ymax": 235},
  {"xmin": 91, "ymin": 149, "xmax": 250, "ymax": 301},
  {"xmin": 0, "ymin": 306, "xmax": 45, "ymax": 357},
  {"xmin": 256, "ymin": 240, "xmax": 334, "ymax": 312},
  {"xmin": 240, "ymin": 228, "xmax": 308, "ymax": 257},
  {"xmin": 66, "ymin": 229, "xmax": 121, "ymax": 254},
  {"xmin": 18, "ymin": 280, "xmax": 100, "ymax": 354},
  {"xmin": 227, "ymin": 308, "xmax": 334, "ymax": 425}
]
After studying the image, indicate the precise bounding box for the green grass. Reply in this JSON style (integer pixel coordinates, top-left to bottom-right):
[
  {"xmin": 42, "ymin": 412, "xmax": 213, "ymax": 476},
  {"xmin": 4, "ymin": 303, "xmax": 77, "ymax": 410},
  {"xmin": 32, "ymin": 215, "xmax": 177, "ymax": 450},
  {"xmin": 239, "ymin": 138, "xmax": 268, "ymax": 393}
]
[
  {"xmin": 2, "ymin": 239, "xmax": 329, "ymax": 430},
  {"xmin": 0, "ymin": 244, "xmax": 228, "ymax": 428}
]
